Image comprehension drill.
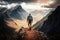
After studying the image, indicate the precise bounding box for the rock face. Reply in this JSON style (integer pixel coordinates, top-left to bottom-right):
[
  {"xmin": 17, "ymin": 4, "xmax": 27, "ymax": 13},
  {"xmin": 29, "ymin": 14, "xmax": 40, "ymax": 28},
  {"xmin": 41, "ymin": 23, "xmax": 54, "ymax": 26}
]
[{"xmin": 40, "ymin": 6, "xmax": 60, "ymax": 40}]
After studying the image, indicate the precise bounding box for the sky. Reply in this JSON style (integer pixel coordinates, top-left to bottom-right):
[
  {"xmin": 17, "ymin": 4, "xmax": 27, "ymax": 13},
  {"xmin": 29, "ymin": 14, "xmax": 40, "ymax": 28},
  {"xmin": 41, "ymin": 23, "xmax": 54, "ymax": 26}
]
[
  {"xmin": 0, "ymin": 0, "xmax": 60, "ymax": 8},
  {"xmin": 31, "ymin": 0, "xmax": 60, "ymax": 8}
]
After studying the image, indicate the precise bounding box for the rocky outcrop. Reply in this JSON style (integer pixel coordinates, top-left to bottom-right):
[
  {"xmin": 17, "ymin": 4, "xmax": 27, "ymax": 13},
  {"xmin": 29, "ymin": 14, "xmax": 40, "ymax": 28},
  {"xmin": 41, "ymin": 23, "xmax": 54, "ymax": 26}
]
[{"xmin": 18, "ymin": 28, "xmax": 48, "ymax": 40}]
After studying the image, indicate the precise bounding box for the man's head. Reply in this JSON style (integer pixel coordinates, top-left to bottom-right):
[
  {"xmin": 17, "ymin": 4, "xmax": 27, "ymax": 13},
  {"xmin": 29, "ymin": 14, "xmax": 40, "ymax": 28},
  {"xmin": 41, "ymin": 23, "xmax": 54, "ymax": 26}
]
[{"xmin": 29, "ymin": 14, "xmax": 31, "ymax": 16}]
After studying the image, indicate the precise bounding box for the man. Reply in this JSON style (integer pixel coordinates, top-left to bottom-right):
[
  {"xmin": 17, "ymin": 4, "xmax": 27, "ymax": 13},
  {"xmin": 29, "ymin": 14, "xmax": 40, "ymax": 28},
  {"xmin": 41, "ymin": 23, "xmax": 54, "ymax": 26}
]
[{"xmin": 27, "ymin": 14, "xmax": 33, "ymax": 27}]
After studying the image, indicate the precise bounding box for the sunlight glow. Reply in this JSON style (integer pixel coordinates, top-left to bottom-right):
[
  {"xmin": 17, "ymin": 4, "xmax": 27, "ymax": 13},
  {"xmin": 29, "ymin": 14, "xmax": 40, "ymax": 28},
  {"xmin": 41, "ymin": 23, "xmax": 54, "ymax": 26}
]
[{"xmin": 21, "ymin": 2, "xmax": 42, "ymax": 10}]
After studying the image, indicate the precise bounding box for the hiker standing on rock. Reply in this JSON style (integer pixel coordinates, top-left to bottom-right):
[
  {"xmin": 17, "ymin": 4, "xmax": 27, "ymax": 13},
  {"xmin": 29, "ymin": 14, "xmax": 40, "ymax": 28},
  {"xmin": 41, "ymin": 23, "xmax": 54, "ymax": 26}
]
[{"xmin": 27, "ymin": 14, "xmax": 33, "ymax": 28}]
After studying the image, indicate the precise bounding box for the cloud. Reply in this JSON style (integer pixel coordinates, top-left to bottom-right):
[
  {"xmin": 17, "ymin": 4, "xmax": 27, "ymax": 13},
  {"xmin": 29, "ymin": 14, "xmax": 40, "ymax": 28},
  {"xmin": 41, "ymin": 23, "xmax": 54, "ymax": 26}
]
[
  {"xmin": 1, "ymin": 0, "xmax": 60, "ymax": 8},
  {"xmin": 44, "ymin": 0, "xmax": 60, "ymax": 8}
]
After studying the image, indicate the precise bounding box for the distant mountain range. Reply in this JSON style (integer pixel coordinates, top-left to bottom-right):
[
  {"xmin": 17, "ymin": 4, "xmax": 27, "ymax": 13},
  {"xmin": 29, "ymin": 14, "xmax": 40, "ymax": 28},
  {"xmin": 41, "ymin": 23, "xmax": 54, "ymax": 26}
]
[{"xmin": 0, "ymin": 5, "xmax": 27, "ymax": 20}]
